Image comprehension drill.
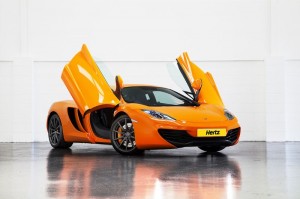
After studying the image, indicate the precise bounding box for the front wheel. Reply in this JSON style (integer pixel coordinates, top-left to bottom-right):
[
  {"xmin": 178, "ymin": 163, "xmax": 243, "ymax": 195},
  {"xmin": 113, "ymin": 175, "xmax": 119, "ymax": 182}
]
[
  {"xmin": 48, "ymin": 113, "xmax": 73, "ymax": 148},
  {"xmin": 198, "ymin": 146, "xmax": 225, "ymax": 153},
  {"xmin": 110, "ymin": 115, "xmax": 144, "ymax": 155}
]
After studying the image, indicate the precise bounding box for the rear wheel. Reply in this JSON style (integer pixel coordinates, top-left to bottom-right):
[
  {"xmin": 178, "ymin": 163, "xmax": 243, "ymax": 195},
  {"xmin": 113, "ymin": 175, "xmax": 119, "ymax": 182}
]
[
  {"xmin": 110, "ymin": 115, "xmax": 144, "ymax": 155},
  {"xmin": 198, "ymin": 146, "xmax": 225, "ymax": 152},
  {"xmin": 48, "ymin": 113, "xmax": 73, "ymax": 148}
]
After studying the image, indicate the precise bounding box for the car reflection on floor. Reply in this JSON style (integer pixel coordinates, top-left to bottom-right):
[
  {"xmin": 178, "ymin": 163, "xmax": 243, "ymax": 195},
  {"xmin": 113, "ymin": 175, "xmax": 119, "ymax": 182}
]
[{"xmin": 47, "ymin": 149, "xmax": 241, "ymax": 199}]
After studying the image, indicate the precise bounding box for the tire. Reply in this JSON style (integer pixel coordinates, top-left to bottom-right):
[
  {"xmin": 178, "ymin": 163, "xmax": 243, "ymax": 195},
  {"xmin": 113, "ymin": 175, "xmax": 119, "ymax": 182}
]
[
  {"xmin": 110, "ymin": 115, "xmax": 144, "ymax": 155},
  {"xmin": 198, "ymin": 146, "xmax": 225, "ymax": 153},
  {"xmin": 48, "ymin": 113, "xmax": 73, "ymax": 148}
]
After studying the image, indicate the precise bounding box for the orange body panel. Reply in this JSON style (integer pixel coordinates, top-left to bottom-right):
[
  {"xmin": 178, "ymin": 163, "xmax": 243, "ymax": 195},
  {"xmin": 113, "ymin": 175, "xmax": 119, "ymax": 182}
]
[{"xmin": 47, "ymin": 44, "xmax": 240, "ymax": 152}]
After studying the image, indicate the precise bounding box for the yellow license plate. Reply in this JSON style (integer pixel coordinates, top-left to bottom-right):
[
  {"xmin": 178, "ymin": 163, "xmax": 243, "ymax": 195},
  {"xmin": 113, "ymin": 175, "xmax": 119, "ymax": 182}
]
[{"xmin": 197, "ymin": 129, "xmax": 227, "ymax": 137}]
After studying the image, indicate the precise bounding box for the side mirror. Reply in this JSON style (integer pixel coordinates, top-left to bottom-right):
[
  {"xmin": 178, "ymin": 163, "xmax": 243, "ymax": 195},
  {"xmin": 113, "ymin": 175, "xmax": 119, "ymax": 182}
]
[
  {"xmin": 114, "ymin": 75, "xmax": 123, "ymax": 99},
  {"xmin": 192, "ymin": 79, "xmax": 202, "ymax": 90},
  {"xmin": 192, "ymin": 79, "xmax": 202, "ymax": 101},
  {"xmin": 116, "ymin": 75, "xmax": 123, "ymax": 88}
]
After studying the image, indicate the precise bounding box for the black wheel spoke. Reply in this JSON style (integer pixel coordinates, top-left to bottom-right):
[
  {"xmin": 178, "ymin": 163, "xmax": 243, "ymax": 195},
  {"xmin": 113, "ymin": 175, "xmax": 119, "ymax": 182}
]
[
  {"xmin": 54, "ymin": 134, "xmax": 59, "ymax": 144},
  {"xmin": 113, "ymin": 130, "xmax": 124, "ymax": 134},
  {"xmin": 129, "ymin": 123, "xmax": 133, "ymax": 131},
  {"xmin": 53, "ymin": 119, "xmax": 57, "ymax": 128},
  {"xmin": 50, "ymin": 120, "xmax": 54, "ymax": 129},
  {"xmin": 117, "ymin": 122, "xmax": 125, "ymax": 131},
  {"xmin": 125, "ymin": 139, "xmax": 129, "ymax": 151},
  {"xmin": 52, "ymin": 135, "xmax": 56, "ymax": 144},
  {"xmin": 114, "ymin": 136, "xmax": 124, "ymax": 141},
  {"xmin": 119, "ymin": 137, "xmax": 126, "ymax": 146},
  {"xmin": 55, "ymin": 119, "xmax": 59, "ymax": 128},
  {"xmin": 128, "ymin": 137, "xmax": 133, "ymax": 147}
]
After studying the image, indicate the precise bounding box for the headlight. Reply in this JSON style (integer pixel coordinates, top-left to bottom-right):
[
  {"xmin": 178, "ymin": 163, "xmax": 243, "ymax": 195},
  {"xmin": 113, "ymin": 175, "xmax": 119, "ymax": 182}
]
[
  {"xmin": 224, "ymin": 109, "xmax": 235, "ymax": 120},
  {"xmin": 142, "ymin": 110, "xmax": 175, "ymax": 121}
]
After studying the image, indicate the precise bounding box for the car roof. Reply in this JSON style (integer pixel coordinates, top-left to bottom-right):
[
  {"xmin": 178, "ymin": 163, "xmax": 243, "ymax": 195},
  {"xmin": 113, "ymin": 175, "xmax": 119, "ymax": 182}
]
[
  {"xmin": 110, "ymin": 84, "xmax": 161, "ymax": 91},
  {"xmin": 122, "ymin": 84, "xmax": 160, "ymax": 88}
]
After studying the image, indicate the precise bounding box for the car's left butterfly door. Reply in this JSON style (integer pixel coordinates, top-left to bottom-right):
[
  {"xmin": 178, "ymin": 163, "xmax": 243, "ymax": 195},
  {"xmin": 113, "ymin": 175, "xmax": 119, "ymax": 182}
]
[{"xmin": 61, "ymin": 44, "xmax": 120, "ymax": 116}]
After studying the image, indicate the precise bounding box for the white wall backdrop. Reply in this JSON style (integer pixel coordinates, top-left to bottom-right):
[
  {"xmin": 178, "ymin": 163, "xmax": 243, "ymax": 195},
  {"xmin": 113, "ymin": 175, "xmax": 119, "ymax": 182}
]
[{"xmin": 0, "ymin": 0, "xmax": 300, "ymax": 142}]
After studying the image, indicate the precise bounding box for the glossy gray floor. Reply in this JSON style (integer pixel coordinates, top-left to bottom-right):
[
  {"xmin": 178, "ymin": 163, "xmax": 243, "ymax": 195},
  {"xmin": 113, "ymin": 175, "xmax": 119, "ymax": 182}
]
[{"xmin": 0, "ymin": 142, "xmax": 299, "ymax": 199}]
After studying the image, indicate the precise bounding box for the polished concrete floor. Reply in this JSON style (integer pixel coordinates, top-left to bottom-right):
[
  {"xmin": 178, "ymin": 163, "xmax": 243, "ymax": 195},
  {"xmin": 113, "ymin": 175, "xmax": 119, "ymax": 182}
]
[{"xmin": 0, "ymin": 142, "xmax": 299, "ymax": 199}]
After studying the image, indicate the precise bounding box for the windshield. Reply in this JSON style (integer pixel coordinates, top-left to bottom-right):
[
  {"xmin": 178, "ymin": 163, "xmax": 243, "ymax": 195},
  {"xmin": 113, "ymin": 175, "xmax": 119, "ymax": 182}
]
[
  {"xmin": 96, "ymin": 61, "xmax": 192, "ymax": 97},
  {"xmin": 121, "ymin": 86, "xmax": 198, "ymax": 107}
]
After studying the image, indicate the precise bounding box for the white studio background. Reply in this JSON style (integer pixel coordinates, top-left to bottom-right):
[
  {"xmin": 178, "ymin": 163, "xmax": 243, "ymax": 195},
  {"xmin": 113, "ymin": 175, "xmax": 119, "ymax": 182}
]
[{"xmin": 0, "ymin": 0, "xmax": 300, "ymax": 142}]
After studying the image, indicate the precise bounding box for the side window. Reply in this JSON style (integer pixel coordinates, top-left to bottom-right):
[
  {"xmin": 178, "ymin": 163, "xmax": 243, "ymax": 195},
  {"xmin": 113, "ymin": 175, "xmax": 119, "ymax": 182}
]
[{"xmin": 153, "ymin": 91, "xmax": 184, "ymax": 105}]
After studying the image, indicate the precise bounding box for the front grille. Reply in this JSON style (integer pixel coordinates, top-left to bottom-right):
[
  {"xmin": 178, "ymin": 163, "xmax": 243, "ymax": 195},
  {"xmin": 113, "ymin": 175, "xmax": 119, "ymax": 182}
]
[
  {"xmin": 158, "ymin": 127, "xmax": 240, "ymax": 148},
  {"xmin": 158, "ymin": 130, "xmax": 192, "ymax": 144}
]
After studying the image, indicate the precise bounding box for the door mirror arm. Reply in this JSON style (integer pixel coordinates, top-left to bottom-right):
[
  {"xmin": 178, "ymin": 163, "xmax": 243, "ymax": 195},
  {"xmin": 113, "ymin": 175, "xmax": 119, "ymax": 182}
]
[{"xmin": 192, "ymin": 79, "xmax": 202, "ymax": 101}]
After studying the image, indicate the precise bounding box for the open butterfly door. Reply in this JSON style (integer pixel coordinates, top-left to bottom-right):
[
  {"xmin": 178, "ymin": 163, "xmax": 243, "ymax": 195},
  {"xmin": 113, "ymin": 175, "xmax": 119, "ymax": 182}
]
[
  {"xmin": 176, "ymin": 52, "xmax": 224, "ymax": 107},
  {"xmin": 61, "ymin": 44, "xmax": 120, "ymax": 116}
]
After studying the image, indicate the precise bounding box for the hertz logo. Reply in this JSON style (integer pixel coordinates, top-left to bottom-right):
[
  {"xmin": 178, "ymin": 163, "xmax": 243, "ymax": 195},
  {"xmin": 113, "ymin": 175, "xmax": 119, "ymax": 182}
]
[
  {"xmin": 197, "ymin": 128, "xmax": 226, "ymax": 137},
  {"xmin": 206, "ymin": 130, "xmax": 220, "ymax": 135}
]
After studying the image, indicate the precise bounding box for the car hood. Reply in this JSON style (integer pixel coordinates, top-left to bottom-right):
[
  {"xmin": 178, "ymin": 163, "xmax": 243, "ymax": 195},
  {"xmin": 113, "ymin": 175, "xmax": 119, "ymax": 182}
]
[{"xmin": 146, "ymin": 104, "xmax": 227, "ymax": 123}]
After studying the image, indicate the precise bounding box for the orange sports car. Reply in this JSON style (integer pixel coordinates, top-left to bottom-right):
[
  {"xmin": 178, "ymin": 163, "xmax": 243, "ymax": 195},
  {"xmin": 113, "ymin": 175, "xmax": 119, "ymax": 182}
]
[{"xmin": 47, "ymin": 44, "xmax": 240, "ymax": 155}]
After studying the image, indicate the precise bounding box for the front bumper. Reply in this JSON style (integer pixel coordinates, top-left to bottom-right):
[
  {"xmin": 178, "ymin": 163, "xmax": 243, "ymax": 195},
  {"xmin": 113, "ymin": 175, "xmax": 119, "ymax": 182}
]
[
  {"xmin": 158, "ymin": 127, "xmax": 241, "ymax": 148},
  {"xmin": 130, "ymin": 110, "xmax": 240, "ymax": 149}
]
